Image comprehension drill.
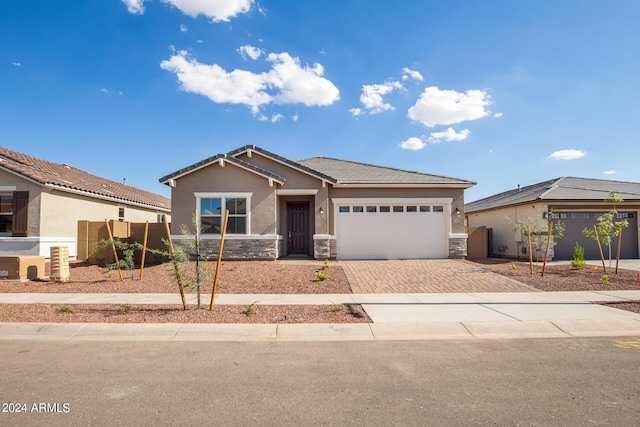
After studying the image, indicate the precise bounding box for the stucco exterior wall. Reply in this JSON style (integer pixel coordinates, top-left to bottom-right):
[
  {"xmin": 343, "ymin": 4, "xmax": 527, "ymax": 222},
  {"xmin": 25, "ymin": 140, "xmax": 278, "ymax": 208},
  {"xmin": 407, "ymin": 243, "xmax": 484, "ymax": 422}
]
[
  {"xmin": 170, "ymin": 162, "xmax": 277, "ymax": 235},
  {"xmin": 467, "ymin": 203, "xmax": 548, "ymax": 258}
]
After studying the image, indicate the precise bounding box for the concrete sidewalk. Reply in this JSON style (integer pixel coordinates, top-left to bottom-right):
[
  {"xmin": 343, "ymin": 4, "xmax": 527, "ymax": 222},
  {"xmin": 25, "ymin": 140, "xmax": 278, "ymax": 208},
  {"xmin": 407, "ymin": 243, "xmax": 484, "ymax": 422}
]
[{"xmin": 1, "ymin": 291, "xmax": 639, "ymax": 341}]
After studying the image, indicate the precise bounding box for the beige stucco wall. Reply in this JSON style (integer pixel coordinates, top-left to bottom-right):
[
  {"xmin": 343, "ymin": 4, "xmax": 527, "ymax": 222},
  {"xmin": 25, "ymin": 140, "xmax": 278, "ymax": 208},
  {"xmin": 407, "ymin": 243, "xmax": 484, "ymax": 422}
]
[
  {"xmin": 40, "ymin": 190, "xmax": 165, "ymax": 237},
  {"xmin": 466, "ymin": 202, "xmax": 548, "ymax": 258},
  {"xmin": 170, "ymin": 161, "xmax": 277, "ymax": 235}
]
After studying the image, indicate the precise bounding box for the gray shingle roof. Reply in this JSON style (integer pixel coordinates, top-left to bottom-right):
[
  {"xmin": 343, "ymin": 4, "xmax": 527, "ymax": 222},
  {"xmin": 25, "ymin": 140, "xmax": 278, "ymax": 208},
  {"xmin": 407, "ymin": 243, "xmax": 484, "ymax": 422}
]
[
  {"xmin": 297, "ymin": 156, "xmax": 475, "ymax": 186},
  {"xmin": 0, "ymin": 146, "xmax": 171, "ymax": 211},
  {"xmin": 465, "ymin": 177, "xmax": 640, "ymax": 213},
  {"xmin": 160, "ymin": 145, "xmax": 474, "ymax": 188}
]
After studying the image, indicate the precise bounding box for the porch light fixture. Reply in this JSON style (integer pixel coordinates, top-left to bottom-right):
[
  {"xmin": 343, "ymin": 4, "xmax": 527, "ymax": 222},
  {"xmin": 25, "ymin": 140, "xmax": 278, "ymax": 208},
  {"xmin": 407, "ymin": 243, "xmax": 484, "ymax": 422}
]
[
  {"xmin": 455, "ymin": 207, "xmax": 460, "ymax": 215},
  {"xmin": 319, "ymin": 206, "xmax": 325, "ymax": 215}
]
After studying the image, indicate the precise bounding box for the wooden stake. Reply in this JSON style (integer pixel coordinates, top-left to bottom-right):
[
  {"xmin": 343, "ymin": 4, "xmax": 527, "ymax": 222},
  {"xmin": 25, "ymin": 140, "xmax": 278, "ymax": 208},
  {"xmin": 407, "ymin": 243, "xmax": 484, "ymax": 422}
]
[
  {"xmin": 139, "ymin": 221, "xmax": 149, "ymax": 280},
  {"xmin": 541, "ymin": 221, "xmax": 553, "ymax": 277},
  {"xmin": 163, "ymin": 214, "xmax": 174, "ymax": 257},
  {"xmin": 615, "ymin": 226, "xmax": 623, "ymax": 274},
  {"xmin": 593, "ymin": 225, "xmax": 607, "ymax": 274},
  {"xmin": 527, "ymin": 234, "xmax": 534, "ymax": 275},
  {"xmin": 209, "ymin": 210, "xmax": 229, "ymax": 310},
  {"xmin": 105, "ymin": 219, "xmax": 124, "ymax": 281}
]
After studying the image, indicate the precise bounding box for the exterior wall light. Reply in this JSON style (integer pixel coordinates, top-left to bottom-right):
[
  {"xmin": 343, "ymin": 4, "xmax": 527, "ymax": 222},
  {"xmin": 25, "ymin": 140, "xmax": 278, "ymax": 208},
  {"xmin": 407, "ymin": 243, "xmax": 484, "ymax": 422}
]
[{"xmin": 319, "ymin": 206, "xmax": 325, "ymax": 215}]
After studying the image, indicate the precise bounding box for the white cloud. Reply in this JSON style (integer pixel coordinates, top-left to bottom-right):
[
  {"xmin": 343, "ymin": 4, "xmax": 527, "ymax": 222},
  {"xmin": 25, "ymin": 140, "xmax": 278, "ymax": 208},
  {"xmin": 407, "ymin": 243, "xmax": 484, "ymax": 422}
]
[
  {"xmin": 548, "ymin": 149, "xmax": 587, "ymax": 160},
  {"xmin": 237, "ymin": 45, "xmax": 263, "ymax": 60},
  {"xmin": 160, "ymin": 50, "xmax": 339, "ymax": 115},
  {"xmin": 350, "ymin": 81, "xmax": 404, "ymax": 116},
  {"xmin": 271, "ymin": 113, "xmax": 283, "ymax": 123},
  {"xmin": 604, "ymin": 170, "xmax": 617, "ymax": 175},
  {"xmin": 401, "ymin": 67, "xmax": 423, "ymax": 81},
  {"xmin": 122, "ymin": 0, "xmax": 145, "ymax": 14},
  {"xmin": 399, "ymin": 137, "xmax": 426, "ymax": 151},
  {"xmin": 292, "ymin": 113, "xmax": 299, "ymax": 122},
  {"xmin": 494, "ymin": 112, "xmax": 503, "ymax": 118},
  {"xmin": 162, "ymin": 0, "xmax": 254, "ymax": 22},
  {"xmin": 428, "ymin": 128, "xmax": 470, "ymax": 143},
  {"xmin": 12, "ymin": 62, "xmax": 21, "ymax": 67},
  {"xmin": 180, "ymin": 24, "xmax": 188, "ymax": 32},
  {"xmin": 101, "ymin": 88, "xmax": 109, "ymax": 93},
  {"xmin": 408, "ymin": 86, "xmax": 492, "ymax": 127}
]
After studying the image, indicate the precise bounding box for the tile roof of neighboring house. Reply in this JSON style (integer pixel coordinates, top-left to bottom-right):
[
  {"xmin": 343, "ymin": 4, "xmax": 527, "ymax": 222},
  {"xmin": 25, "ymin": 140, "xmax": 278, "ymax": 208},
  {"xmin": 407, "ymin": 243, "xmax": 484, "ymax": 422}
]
[
  {"xmin": 297, "ymin": 156, "xmax": 476, "ymax": 186},
  {"xmin": 465, "ymin": 177, "xmax": 640, "ymax": 213},
  {"xmin": 0, "ymin": 146, "xmax": 170, "ymax": 211}
]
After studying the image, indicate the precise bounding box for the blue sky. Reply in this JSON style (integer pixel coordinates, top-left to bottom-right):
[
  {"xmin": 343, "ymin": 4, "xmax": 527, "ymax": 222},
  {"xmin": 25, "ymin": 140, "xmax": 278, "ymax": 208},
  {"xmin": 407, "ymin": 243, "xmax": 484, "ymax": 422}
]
[{"xmin": 2, "ymin": 1, "xmax": 639, "ymax": 202}]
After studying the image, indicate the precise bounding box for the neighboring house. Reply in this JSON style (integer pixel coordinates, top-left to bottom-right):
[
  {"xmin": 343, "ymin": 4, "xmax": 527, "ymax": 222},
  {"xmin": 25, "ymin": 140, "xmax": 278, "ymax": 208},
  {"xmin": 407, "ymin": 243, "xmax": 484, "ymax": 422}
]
[
  {"xmin": 0, "ymin": 147, "xmax": 171, "ymax": 258},
  {"xmin": 465, "ymin": 177, "xmax": 640, "ymax": 260},
  {"xmin": 159, "ymin": 145, "xmax": 474, "ymax": 260}
]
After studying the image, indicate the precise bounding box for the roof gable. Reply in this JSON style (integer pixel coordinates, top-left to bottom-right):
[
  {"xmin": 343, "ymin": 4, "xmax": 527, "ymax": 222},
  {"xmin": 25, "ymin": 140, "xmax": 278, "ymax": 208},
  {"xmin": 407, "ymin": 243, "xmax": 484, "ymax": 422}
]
[
  {"xmin": 0, "ymin": 146, "xmax": 170, "ymax": 211},
  {"xmin": 158, "ymin": 153, "xmax": 286, "ymax": 185}
]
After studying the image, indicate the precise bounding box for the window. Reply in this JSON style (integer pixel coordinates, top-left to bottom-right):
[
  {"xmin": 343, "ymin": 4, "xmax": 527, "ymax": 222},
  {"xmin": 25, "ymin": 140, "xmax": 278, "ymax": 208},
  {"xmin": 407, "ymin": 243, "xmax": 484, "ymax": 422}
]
[
  {"xmin": 617, "ymin": 213, "xmax": 634, "ymax": 219},
  {"xmin": 406, "ymin": 206, "xmax": 417, "ymax": 212},
  {"xmin": 199, "ymin": 196, "xmax": 247, "ymax": 234},
  {"xmin": 352, "ymin": 206, "xmax": 364, "ymax": 213},
  {"xmin": 551, "ymin": 212, "xmax": 567, "ymax": 219},
  {"xmin": 0, "ymin": 194, "xmax": 12, "ymax": 234},
  {"xmin": 433, "ymin": 206, "xmax": 444, "ymax": 212},
  {"xmin": 572, "ymin": 213, "xmax": 590, "ymax": 219},
  {"xmin": 419, "ymin": 206, "xmax": 430, "ymax": 213},
  {"xmin": 366, "ymin": 206, "xmax": 377, "ymax": 213},
  {"xmin": 379, "ymin": 206, "xmax": 390, "ymax": 213},
  {"xmin": 393, "ymin": 206, "xmax": 404, "ymax": 213},
  {"xmin": 339, "ymin": 206, "xmax": 350, "ymax": 213},
  {"xmin": 118, "ymin": 206, "xmax": 125, "ymax": 222}
]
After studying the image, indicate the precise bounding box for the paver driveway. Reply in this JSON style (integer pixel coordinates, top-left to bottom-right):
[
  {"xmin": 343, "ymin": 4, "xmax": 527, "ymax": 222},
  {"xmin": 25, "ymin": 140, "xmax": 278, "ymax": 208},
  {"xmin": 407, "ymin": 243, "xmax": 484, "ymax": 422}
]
[{"xmin": 339, "ymin": 259, "xmax": 539, "ymax": 293}]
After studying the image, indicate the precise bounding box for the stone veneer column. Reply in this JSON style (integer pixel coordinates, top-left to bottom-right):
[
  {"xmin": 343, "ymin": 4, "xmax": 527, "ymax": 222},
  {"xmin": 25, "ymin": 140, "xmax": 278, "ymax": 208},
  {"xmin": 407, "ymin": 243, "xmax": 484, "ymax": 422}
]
[
  {"xmin": 448, "ymin": 235, "xmax": 468, "ymax": 259},
  {"xmin": 313, "ymin": 234, "xmax": 331, "ymax": 260}
]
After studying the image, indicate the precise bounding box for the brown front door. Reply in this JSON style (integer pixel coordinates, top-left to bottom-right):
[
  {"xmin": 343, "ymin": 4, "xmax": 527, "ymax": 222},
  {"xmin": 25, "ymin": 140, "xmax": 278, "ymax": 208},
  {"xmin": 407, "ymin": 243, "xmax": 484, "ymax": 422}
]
[{"xmin": 287, "ymin": 202, "xmax": 310, "ymax": 255}]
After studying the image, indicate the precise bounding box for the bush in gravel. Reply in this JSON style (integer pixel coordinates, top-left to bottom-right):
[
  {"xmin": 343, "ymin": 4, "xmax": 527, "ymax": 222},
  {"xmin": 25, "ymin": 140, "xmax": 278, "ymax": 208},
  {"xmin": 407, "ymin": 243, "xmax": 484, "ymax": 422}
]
[
  {"xmin": 316, "ymin": 271, "xmax": 328, "ymax": 281},
  {"xmin": 58, "ymin": 305, "xmax": 73, "ymax": 314},
  {"xmin": 571, "ymin": 243, "xmax": 586, "ymax": 269},
  {"xmin": 243, "ymin": 301, "xmax": 259, "ymax": 316}
]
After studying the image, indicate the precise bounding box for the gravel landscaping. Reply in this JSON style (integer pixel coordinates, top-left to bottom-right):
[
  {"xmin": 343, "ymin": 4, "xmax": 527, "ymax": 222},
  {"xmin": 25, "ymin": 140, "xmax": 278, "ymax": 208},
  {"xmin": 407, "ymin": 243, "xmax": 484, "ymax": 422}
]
[{"xmin": 1, "ymin": 258, "xmax": 639, "ymax": 322}]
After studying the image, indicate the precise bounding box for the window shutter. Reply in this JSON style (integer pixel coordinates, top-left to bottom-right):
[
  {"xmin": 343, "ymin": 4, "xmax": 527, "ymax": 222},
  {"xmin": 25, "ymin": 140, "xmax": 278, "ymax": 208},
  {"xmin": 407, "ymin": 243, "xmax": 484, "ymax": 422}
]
[{"xmin": 12, "ymin": 191, "xmax": 29, "ymax": 237}]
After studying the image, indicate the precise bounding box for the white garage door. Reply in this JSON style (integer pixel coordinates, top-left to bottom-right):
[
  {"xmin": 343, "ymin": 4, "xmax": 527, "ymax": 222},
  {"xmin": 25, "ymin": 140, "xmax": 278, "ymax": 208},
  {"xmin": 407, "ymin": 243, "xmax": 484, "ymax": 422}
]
[{"xmin": 335, "ymin": 202, "xmax": 449, "ymax": 260}]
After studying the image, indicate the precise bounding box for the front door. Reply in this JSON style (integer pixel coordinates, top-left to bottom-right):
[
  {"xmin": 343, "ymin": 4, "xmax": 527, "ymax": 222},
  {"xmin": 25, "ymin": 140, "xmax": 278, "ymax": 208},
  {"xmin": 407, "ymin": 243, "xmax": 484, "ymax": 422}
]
[{"xmin": 287, "ymin": 202, "xmax": 310, "ymax": 256}]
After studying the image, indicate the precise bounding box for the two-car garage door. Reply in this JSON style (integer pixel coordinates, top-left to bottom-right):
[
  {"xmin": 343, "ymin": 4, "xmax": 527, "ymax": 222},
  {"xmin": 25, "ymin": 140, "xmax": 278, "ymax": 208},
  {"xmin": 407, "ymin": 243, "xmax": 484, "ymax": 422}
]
[{"xmin": 335, "ymin": 200, "xmax": 450, "ymax": 260}]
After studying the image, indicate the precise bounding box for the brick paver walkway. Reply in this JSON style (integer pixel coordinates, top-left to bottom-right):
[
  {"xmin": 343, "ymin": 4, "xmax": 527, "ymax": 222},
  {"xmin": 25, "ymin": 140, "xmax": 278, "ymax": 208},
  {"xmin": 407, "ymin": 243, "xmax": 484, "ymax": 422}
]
[{"xmin": 339, "ymin": 259, "xmax": 539, "ymax": 294}]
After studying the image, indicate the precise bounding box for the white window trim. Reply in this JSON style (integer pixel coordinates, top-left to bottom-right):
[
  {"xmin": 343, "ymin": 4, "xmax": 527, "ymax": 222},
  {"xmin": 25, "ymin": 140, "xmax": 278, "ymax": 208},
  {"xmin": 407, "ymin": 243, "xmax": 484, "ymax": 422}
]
[{"xmin": 194, "ymin": 192, "xmax": 253, "ymax": 235}]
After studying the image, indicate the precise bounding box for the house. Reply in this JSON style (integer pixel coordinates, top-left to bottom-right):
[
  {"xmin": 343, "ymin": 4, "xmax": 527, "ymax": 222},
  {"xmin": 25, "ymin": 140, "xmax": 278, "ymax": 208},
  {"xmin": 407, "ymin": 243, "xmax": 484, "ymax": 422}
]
[
  {"xmin": 465, "ymin": 177, "xmax": 640, "ymax": 260},
  {"xmin": 0, "ymin": 147, "xmax": 171, "ymax": 258},
  {"xmin": 159, "ymin": 145, "xmax": 474, "ymax": 260}
]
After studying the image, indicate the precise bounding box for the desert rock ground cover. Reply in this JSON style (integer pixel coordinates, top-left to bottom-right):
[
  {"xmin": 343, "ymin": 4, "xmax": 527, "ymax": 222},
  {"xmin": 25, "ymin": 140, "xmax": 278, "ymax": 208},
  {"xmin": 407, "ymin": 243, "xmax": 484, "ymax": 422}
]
[{"xmin": 1, "ymin": 259, "xmax": 639, "ymax": 322}]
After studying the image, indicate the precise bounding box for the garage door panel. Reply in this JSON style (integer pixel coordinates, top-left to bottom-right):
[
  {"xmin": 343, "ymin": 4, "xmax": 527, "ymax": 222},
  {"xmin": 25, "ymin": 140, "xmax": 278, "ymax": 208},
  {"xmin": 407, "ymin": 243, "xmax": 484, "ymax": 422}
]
[
  {"xmin": 336, "ymin": 208, "xmax": 448, "ymax": 260},
  {"xmin": 553, "ymin": 212, "xmax": 638, "ymax": 260}
]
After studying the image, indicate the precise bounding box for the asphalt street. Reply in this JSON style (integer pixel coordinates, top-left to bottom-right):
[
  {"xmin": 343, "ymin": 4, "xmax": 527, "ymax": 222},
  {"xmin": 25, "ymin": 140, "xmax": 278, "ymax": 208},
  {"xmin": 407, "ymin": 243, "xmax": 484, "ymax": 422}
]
[{"xmin": 1, "ymin": 337, "xmax": 639, "ymax": 426}]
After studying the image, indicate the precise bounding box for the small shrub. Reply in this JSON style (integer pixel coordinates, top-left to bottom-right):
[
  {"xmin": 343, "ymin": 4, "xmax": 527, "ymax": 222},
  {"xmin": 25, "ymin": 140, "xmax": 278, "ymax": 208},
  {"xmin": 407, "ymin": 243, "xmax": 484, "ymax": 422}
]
[
  {"xmin": 106, "ymin": 270, "xmax": 113, "ymax": 279},
  {"xmin": 244, "ymin": 301, "xmax": 259, "ymax": 316},
  {"xmin": 280, "ymin": 264, "xmax": 286, "ymax": 271},
  {"xmin": 119, "ymin": 304, "xmax": 131, "ymax": 313},
  {"xmin": 58, "ymin": 305, "xmax": 73, "ymax": 314},
  {"xmin": 323, "ymin": 260, "xmax": 329, "ymax": 270},
  {"xmin": 232, "ymin": 264, "xmax": 238, "ymax": 271},
  {"xmin": 571, "ymin": 243, "xmax": 586, "ymax": 269},
  {"xmin": 601, "ymin": 275, "xmax": 609, "ymax": 284},
  {"xmin": 272, "ymin": 277, "xmax": 279, "ymax": 283},
  {"xmin": 510, "ymin": 263, "xmax": 517, "ymax": 270},
  {"xmin": 316, "ymin": 271, "xmax": 328, "ymax": 281},
  {"xmin": 327, "ymin": 302, "xmax": 345, "ymax": 312}
]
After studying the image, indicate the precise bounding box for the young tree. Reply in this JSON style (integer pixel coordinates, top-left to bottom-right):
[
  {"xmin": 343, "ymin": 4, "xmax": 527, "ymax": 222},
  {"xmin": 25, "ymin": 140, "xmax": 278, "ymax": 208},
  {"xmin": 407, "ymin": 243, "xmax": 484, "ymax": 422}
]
[
  {"xmin": 508, "ymin": 209, "xmax": 565, "ymax": 274},
  {"xmin": 583, "ymin": 191, "xmax": 628, "ymax": 273}
]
